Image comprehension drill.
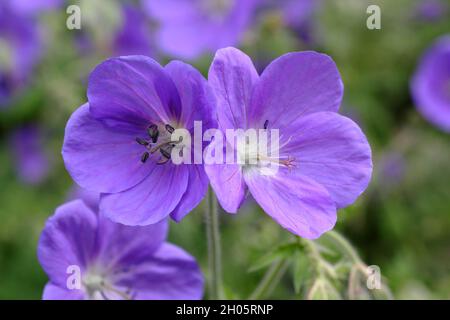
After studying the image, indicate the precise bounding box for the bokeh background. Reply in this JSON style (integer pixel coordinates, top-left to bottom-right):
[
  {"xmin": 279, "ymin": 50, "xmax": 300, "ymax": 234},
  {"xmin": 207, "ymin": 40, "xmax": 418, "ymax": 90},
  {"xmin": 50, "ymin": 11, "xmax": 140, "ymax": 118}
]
[{"xmin": 0, "ymin": 0, "xmax": 449, "ymax": 299}]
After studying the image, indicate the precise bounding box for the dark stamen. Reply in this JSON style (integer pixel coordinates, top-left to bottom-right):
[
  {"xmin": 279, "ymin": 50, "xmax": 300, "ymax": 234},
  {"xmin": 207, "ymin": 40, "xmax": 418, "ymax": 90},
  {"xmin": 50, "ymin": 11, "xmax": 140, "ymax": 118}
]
[
  {"xmin": 263, "ymin": 120, "xmax": 269, "ymax": 130},
  {"xmin": 160, "ymin": 148, "xmax": 171, "ymax": 159},
  {"xmin": 141, "ymin": 152, "xmax": 149, "ymax": 163},
  {"xmin": 136, "ymin": 137, "xmax": 149, "ymax": 146},
  {"xmin": 147, "ymin": 124, "xmax": 159, "ymax": 143},
  {"xmin": 165, "ymin": 124, "xmax": 175, "ymax": 134}
]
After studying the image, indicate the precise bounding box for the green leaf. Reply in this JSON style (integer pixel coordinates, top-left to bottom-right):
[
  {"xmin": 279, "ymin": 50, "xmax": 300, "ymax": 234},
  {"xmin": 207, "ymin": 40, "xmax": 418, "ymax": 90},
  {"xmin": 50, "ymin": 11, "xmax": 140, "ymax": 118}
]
[{"xmin": 292, "ymin": 250, "xmax": 311, "ymax": 294}]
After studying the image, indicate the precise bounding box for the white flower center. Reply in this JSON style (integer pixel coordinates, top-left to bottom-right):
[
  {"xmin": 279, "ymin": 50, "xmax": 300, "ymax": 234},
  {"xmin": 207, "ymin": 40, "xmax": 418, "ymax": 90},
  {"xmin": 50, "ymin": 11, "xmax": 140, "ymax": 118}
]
[
  {"xmin": 83, "ymin": 267, "xmax": 132, "ymax": 300},
  {"xmin": 236, "ymin": 130, "xmax": 296, "ymax": 176}
]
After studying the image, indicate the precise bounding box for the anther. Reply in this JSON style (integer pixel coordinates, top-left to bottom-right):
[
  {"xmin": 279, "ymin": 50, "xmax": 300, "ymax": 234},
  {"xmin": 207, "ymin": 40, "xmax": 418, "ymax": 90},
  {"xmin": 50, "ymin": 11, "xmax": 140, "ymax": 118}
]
[
  {"xmin": 263, "ymin": 120, "xmax": 269, "ymax": 130},
  {"xmin": 136, "ymin": 137, "xmax": 148, "ymax": 146},
  {"xmin": 147, "ymin": 124, "xmax": 159, "ymax": 143},
  {"xmin": 160, "ymin": 148, "xmax": 171, "ymax": 159},
  {"xmin": 165, "ymin": 124, "xmax": 175, "ymax": 134},
  {"xmin": 141, "ymin": 152, "xmax": 150, "ymax": 163}
]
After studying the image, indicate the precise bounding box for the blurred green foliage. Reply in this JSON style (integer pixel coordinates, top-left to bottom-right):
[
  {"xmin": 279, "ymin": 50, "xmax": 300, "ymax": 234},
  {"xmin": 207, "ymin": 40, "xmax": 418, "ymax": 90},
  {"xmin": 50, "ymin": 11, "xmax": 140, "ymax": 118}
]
[{"xmin": 0, "ymin": 0, "xmax": 449, "ymax": 299}]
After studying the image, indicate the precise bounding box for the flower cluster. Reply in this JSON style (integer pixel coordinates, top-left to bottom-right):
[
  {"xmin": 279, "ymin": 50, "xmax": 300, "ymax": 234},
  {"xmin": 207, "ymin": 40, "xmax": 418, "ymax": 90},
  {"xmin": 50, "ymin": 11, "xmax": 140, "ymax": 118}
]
[
  {"xmin": 38, "ymin": 45, "xmax": 374, "ymax": 300},
  {"xmin": 35, "ymin": 1, "xmax": 378, "ymax": 301}
]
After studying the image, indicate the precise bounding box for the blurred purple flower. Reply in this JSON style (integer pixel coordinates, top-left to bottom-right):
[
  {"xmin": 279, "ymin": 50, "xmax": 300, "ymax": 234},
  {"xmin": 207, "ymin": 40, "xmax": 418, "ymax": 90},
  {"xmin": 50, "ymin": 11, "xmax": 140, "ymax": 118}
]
[
  {"xmin": 7, "ymin": 0, "xmax": 62, "ymax": 15},
  {"xmin": 9, "ymin": 125, "xmax": 49, "ymax": 185},
  {"xmin": 76, "ymin": 4, "xmax": 153, "ymax": 58},
  {"xmin": 142, "ymin": 0, "xmax": 257, "ymax": 60},
  {"xmin": 273, "ymin": 0, "xmax": 318, "ymax": 43},
  {"xmin": 38, "ymin": 200, "xmax": 204, "ymax": 300},
  {"xmin": 113, "ymin": 5, "xmax": 153, "ymax": 56},
  {"xmin": 411, "ymin": 36, "xmax": 450, "ymax": 132},
  {"xmin": 377, "ymin": 153, "xmax": 405, "ymax": 187},
  {"xmin": 415, "ymin": 0, "xmax": 448, "ymax": 21},
  {"xmin": 0, "ymin": 2, "xmax": 42, "ymax": 107},
  {"xmin": 206, "ymin": 48, "xmax": 372, "ymax": 239},
  {"xmin": 63, "ymin": 56, "xmax": 215, "ymax": 226}
]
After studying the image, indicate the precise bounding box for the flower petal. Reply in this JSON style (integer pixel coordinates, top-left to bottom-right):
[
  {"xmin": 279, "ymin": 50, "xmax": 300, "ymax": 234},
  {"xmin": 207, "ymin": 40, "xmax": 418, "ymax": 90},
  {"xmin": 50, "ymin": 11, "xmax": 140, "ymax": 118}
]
[
  {"xmin": 249, "ymin": 51, "xmax": 343, "ymax": 129},
  {"xmin": 113, "ymin": 243, "xmax": 204, "ymax": 300},
  {"xmin": 283, "ymin": 112, "xmax": 372, "ymax": 208},
  {"xmin": 88, "ymin": 55, "xmax": 182, "ymax": 130},
  {"xmin": 245, "ymin": 171, "xmax": 336, "ymax": 239},
  {"xmin": 165, "ymin": 60, "xmax": 216, "ymax": 129},
  {"xmin": 42, "ymin": 283, "xmax": 85, "ymax": 300},
  {"xmin": 205, "ymin": 162, "xmax": 246, "ymax": 214},
  {"xmin": 62, "ymin": 104, "xmax": 153, "ymax": 193},
  {"xmin": 100, "ymin": 164, "xmax": 189, "ymax": 225},
  {"xmin": 208, "ymin": 47, "xmax": 259, "ymax": 130},
  {"xmin": 170, "ymin": 165, "xmax": 209, "ymax": 222},
  {"xmin": 37, "ymin": 200, "xmax": 97, "ymax": 287},
  {"xmin": 95, "ymin": 218, "xmax": 168, "ymax": 269}
]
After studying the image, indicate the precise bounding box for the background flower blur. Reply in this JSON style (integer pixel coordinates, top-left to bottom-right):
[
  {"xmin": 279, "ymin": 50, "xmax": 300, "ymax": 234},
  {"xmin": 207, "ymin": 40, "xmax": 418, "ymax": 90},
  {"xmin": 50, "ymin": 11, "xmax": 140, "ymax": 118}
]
[{"xmin": 0, "ymin": 0, "xmax": 449, "ymax": 299}]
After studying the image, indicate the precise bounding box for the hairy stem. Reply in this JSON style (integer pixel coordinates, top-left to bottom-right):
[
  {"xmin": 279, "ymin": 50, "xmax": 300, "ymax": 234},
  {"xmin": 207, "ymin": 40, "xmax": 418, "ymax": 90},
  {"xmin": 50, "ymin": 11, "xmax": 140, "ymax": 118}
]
[
  {"xmin": 249, "ymin": 259, "xmax": 290, "ymax": 300},
  {"xmin": 205, "ymin": 187, "xmax": 223, "ymax": 299},
  {"xmin": 326, "ymin": 231, "xmax": 363, "ymax": 265}
]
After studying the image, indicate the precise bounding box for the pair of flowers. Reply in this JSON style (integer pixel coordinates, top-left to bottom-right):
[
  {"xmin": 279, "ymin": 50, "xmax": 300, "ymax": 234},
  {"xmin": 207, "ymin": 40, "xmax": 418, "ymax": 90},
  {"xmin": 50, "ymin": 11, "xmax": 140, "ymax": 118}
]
[{"xmin": 39, "ymin": 47, "xmax": 372, "ymax": 299}]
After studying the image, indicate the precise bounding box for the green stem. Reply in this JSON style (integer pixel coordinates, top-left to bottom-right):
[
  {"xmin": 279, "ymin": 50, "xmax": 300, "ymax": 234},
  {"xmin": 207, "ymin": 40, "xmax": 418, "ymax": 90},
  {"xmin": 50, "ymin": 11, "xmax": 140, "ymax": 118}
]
[
  {"xmin": 249, "ymin": 259, "xmax": 290, "ymax": 300},
  {"xmin": 205, "ymin": 187, "xmax": 223, "ymax": 300},
  {"xmin": 326, "ymin": 231, "xmax": 363, "ymax": 265}
]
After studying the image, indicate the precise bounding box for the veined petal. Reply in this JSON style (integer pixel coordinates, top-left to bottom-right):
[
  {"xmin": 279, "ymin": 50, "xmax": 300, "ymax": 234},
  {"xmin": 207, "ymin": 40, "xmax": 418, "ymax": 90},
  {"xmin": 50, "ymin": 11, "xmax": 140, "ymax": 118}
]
[
  {"xmin": 208, "ymin": 47, "xmax": 259, "ymax": 130},
  {"xmin": 100, "ymin": 164, "xmax": 189, "ymax": 226},
  {"xmin": 249, "ymin": 51, "xmax": 343, "ymax": 129},
  {"xmin": 283, "ymin": 112, "xmax": 372, "ymax": 208},
  {"xmin": 113, "ymin": 243, "xmax": 204, "ymax": 300},
  {"xmin": 170, "ymin": 165, "xmax": 209, "ymax": 222},
  {"xmin": 245, "ymin": 171, "xmax": 336, "ymax": 239},
  {"xmin": 37, "ymin": 200, "xmax": 97, "ymax": 288},
  {"xmin": 165, "ymin": 60, "xmax": 216, "ymax": 130},
  {"xmin": 88, "ymin": 55, "xmax": 182, "ymax": 130},
  {"xmin": 62, "ymin": 104, "xmax": 153, "ymax": 194},
  {"xmin": 95, "ymin": 217, "xmax": 168, "ymax": 270}
]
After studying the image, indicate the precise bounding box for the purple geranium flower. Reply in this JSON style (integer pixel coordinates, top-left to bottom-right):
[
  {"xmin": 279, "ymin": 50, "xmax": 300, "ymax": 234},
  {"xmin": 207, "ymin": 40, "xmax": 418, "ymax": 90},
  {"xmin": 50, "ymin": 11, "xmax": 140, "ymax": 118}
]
[
  {"xmin": 0, "ymin": 2, "xmax": 42, "ymax": 107},
  {"xmin": 63, "ymin": 55, "xmax": 214, "ymax": 225},
  {"xmin": 142, "ymin": 0, "xmax": 257, "ymax": 60},
  {"xmin": 9, "ymin": 125, "xmax": 49, "ymax": 185},
  {"xmin": 206, "ymin": 48, "xmax": 372, "ymax": 239},
  {"xmin": 38, "ymin": 200, "xmax": 204, "ymax": 300},
  {"xmin": 411, "ymin": 36, "xmax": 450, "ymax": 132}
]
